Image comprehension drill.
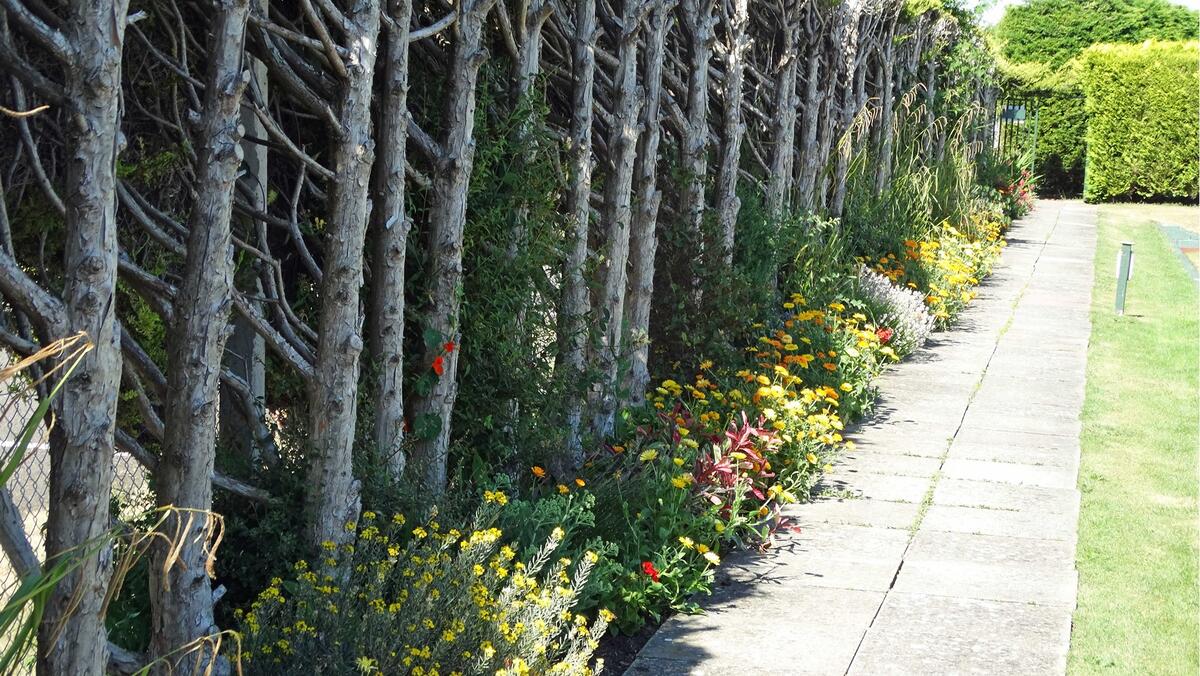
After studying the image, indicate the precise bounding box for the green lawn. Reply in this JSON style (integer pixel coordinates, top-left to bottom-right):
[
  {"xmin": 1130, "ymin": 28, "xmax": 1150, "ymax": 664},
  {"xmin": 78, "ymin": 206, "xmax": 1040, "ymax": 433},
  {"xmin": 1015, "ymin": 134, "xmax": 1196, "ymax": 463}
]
[{"xmin": 1069, "ymin": 204, "xmax": 1200, "ymax": 674}]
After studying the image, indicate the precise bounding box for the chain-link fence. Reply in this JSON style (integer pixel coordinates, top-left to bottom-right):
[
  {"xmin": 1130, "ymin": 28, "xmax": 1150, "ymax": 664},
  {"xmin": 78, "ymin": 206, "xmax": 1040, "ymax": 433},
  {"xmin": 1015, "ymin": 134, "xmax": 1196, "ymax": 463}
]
[{"xmin": 0, "ymin": 359, "xmax": 152, "ymax": 603}]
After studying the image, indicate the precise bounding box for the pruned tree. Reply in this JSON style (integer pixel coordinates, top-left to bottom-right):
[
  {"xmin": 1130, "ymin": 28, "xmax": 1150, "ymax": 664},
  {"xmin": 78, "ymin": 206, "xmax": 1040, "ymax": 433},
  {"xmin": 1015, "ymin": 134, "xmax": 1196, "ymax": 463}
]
[
  {"xmin": 623, "ymin": 0, "xmax": 673, "ymax": 404},
  {"xmin": 590, "ymin": 0, "xmax": 650, "ymax": 440},
  {"xmin": 557, "ymin": 0, "xmax": 599, "ymax": 464},
  {"xmin": 148, "ymin": 1, "xmax": 250, "ymax": 671},
  {"xmin": 408, "ymin": 0, "xmax": 499, "ymax": 492}
]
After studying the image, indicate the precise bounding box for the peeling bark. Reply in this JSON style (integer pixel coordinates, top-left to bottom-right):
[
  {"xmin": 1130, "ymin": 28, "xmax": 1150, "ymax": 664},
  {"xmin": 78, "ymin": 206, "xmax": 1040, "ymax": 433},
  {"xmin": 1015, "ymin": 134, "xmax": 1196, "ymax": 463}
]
[
  {"xmin": 38, "ymin": 1, "xmax": 129, "ymax": 673},
  {"xmin": 149, "ymin": 3, "xmax": 249, "ymax": 672},
  {"xmin": 764, "ymin": 1, "xmax": 802, "ymax": 221},
  {"xmin": 715, "ymin": 0, "xmax": 748, "ymax": 265},
  {"xmin": 558, "ymin": 0, "xmax": 599, "ymax": 464},
  {"xmin": 623, "ymin": 0, "xmax": 671, "ymax": 405},
  {"xmin": 678, "ymin": 0, "xmax": 715, "ymax": 285},
  {"xmin": 591, "ymin": 0, "xmax": 647, "ymax": 440},
  {"xmin": 409, "ymin": 0, "xmax": 498, "ymax": 493},
  {"xmin": 306, "ymin": 2, "xmax": 381, "ymax": 550},
  {"xmin": 369, "ymin": 0, "xmax": 413, "ymax": 481}
]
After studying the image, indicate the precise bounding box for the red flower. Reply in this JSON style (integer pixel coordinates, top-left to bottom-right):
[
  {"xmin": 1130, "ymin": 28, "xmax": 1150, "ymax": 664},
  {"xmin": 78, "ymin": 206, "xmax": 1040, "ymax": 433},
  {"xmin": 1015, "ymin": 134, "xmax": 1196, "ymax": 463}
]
[
  {"xmin": 876, "ymin": 327, "xmax": 894, "ymax": 344},
  {"xmin": 443, "ymin": 341, "xmax": 456, "ymax": 353},
  {"xmin": 432, "ymin": 355, "xmax": 445, "ymax": 376},
  {"xmin": 641, "ymin": 561, "xmax": 660, "ymax": 582}
]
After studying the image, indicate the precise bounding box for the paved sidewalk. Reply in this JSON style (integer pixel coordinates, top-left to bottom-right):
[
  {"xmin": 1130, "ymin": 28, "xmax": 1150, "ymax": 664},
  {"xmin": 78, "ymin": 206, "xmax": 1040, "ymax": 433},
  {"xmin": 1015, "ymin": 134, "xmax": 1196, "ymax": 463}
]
[{"xmin": 627, "ymin": 200, "xmax": 1097, "ymax": 675}]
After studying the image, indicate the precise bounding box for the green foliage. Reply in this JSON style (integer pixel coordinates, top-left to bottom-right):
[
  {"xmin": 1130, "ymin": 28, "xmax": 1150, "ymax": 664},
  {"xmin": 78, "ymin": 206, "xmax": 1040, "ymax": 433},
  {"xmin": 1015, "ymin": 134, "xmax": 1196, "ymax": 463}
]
[
  {"xmin": 1079, "ymin": 41, "xmax": 1200, "ymax": 202},
  {"xmin": 995, "ymin": 0, "xmax": 1198, "ymax": 67},
  {"xmin": 994, "ymin": 0, "xmax": 1198, "ymax": 195},
  {"xmin": 236, "ymin": 507, "xmax": 607, "ymax": 674}
]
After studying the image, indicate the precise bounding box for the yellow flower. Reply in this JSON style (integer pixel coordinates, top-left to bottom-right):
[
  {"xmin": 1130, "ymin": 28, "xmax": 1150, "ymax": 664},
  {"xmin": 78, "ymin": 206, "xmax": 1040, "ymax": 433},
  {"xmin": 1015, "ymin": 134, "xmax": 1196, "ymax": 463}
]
[
  {"xmin": 699, "ymin": 359, "xmax": 714, "ymax": 370},
  {"xmin": 840, "ymin": 383, "xmax": 853, "ymax": 392},
  {"xmin": 678, "ymin": 536, "xmax": 695, "ymax": 549},
  {"xmin": 673, "ymin": 457, "xmax": 685, "ymax": 467},
  {"xmin": 703, "ymin": 551, "xmax": 721, "ymax": 565},
  {"xmin": 557, "ymin": 484, "xmax": 570, "ymax": 494},
  {"xmin": 639, "ymin": 449, "xmax": 659, "ymax": 462},
  {"xmin": 671, "ymin": 475, "xmax": 692, "ymax": 489}
]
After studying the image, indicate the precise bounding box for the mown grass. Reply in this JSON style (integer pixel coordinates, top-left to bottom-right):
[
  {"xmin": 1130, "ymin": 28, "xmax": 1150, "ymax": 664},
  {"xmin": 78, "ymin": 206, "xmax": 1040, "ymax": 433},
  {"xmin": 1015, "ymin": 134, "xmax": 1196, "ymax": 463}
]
[{"xmin": 1068, "ymin": 203, "xmax": 1200, "ymax": 674}]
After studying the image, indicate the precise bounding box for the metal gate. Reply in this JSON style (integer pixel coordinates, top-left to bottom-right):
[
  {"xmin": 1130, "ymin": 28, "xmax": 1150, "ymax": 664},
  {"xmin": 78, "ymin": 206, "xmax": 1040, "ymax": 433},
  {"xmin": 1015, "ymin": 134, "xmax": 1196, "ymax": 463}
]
[{"xmin": 994, "ymin": 98, "xmax": 1041, "ymax": 163}]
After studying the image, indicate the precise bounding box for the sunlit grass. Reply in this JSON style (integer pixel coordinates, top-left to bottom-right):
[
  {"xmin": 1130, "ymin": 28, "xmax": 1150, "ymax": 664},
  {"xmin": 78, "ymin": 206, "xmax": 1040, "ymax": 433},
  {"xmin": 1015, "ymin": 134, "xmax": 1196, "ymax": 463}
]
[{"xmin": 1068, "ymin": 204, "xmax": 1200, "ymax": 674}]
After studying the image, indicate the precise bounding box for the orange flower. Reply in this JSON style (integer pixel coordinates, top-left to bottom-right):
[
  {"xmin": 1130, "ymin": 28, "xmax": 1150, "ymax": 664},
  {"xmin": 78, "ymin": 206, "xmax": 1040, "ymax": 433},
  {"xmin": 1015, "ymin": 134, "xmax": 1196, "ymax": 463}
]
[
  {"xmin": 531, "ymin": 465, "xmax": 546, "ymax": 479},
  {"xmin": 432, "ymin": 356, "xmax": 445, "ymax": 376}
]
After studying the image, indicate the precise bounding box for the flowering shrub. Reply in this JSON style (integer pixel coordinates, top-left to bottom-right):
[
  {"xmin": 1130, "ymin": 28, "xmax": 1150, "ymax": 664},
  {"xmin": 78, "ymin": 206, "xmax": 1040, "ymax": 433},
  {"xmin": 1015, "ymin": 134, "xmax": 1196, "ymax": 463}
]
[
  {"xmin": 856, "ymin": 265, "xmax": 936, "ymax": 356},
  {"xmin": 236, "ymin": 202, "xmax": 1015, "ymax": 646},
  {"xmin": 864, "ymin": 217, "xmax": 1006, "ymax": 327},
  {"xmin": 236, "ymin": 505, "xmax": 606, "ymax": 675}
]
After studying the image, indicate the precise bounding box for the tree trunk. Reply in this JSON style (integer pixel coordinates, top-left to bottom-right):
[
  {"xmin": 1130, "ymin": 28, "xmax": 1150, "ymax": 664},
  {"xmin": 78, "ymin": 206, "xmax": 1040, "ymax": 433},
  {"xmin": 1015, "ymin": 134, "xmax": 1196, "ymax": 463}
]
[
  {"xmin": 38, "ymin": 1, "xmax": 129, "ymax": 673},
  {"xmin": 678, "ymin": 0, "xmax": 715, "ymax": 295},
  {"xmin": 557, "ymin": 0, "xmax": 598, "ymax": 466},
  {"xmin": 306, "ymin": 3, "xmax": 381, "ymax": 550},
  {"xmin": 623, "ymin": 0, "xmax": 671, "ymax": 405},
  {"xmin": 794, "ymin": 4, "xmax": 826, "ymax": 212},
  {"xmin": 715, "ymin": 0, "xmax": 749, "ymax": 266},
  {"xmin": 874, "ymin": 17, "xmax": 898, "ymax": 196},
  {"xmin": 149, "ymin": 3, "xmax": 249, "ymax": 672},
  {"xmin": 590, "ymin": 0, "xmax": 646, "ymax": 440},
  {"xmin": 369, "ymin": 0, "xmax": 413, "ymax": 482},
  {"xmin": 765, "ymin": 2, "xmax": 801, "ymax": 221},
  {"xmin": 409, "ymin": 0, "xmax": 498, "ymax": 493},
  {"xmin": 829, "ymin": 5, "xmax": 865, "ymax": 217}
]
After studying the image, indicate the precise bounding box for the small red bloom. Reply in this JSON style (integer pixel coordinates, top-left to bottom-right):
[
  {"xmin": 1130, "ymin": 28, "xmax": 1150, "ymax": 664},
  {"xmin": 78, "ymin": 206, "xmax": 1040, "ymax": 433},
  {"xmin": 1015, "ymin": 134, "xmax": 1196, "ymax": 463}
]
[
  {"xmin": 443, "ymin": 341, "xmax": 456, "ymax": 353},
  {"xmin": 876, "ymin": 327, "xmax": 894, "ymax": 344},
  {"xmin": 641, "ymin": 561, "xmax": 660, "ymax": 582},
  {"xmin": 432, "ymin": 355, "xmax": 445, "ymax": 376}
]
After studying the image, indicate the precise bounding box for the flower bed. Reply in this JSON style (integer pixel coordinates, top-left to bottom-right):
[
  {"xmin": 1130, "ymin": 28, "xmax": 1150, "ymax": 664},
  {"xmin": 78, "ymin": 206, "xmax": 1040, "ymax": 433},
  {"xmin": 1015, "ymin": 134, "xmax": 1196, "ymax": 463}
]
[{"xmin": 237, "ymin": 204, "xmax": 1013, "ymax": 672}]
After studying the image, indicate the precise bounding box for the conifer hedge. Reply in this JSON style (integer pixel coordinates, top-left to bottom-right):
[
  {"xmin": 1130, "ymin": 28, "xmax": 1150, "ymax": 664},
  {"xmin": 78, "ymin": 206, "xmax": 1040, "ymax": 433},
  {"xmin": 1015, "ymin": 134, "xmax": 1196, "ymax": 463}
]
[{"xmin": 1079, "ymin": 41, "xmax": 1200, "ymax": 202}]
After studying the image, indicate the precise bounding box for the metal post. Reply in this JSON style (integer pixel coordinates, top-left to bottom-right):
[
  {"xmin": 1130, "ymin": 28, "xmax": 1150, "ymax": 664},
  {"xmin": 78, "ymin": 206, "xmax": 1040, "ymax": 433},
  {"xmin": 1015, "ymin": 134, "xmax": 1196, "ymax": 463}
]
[{"xmin": 1115, "ymin": 242, "xmax": 1133, "ymax": 315}]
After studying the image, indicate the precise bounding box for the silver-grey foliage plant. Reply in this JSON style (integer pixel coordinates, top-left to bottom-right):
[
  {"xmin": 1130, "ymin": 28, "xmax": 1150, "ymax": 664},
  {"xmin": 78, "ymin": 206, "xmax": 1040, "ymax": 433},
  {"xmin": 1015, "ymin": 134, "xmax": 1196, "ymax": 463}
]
[{"xmin": 856, "ymin": 264, "xmax": 937, "ymax": 355}]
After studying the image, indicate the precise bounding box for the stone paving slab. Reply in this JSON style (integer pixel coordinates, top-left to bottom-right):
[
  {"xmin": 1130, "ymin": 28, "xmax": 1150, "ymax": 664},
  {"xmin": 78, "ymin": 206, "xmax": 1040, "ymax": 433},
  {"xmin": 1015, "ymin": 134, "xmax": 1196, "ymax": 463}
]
[
  {"xmin": 835, "ymin": 451, "xmax": 943, "ymax": 477},
  {"xmin": 933, "ymin": 477, "xmax": 1080, "ymax": 514},
  {"xmin": 794, "ymin": 496, "xmax": 920, "ymax": 530},
  {"xmin": 940, "ymin": 457, "xmax": 1077, "ymax": 489},
  {"xmin": 848, "ymin": 593, "xmax": 1072, "ymax": 676},
  {"xmin": 627, "ymin": 201, "xmax": 1094, "ymax": 675},
  {"xmin": 626, "ymin": 585, "xmax": 887, "ymax": 675},
  {"xmin": 922, "ymin": 504, "xmax": 1078, "ymax": 541}
]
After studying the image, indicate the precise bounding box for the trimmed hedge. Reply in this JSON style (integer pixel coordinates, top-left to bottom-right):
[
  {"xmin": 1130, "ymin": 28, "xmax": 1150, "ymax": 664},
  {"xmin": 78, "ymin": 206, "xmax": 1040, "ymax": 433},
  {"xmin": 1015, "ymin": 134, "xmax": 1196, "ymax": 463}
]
[
  {"xmin": 994, "ymin": 0, "xmax": 1199, "ymax": 196},
  {"xmin": 1080, "ymin": 41, "xmax": 1200, "ymax": 202}
]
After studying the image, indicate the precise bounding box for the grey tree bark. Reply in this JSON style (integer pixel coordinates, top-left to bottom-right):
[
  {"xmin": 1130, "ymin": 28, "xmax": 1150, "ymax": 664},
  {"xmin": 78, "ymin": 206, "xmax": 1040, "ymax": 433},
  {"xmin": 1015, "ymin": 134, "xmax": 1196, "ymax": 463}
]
[
  {"xmin": 306, "ymin": 2, "xmax": 381, "ymax": 550},
  {"xmin": 764, "ymin": 1, "xmax": 802, "ymax": 221},
  {"xmin": 715, "ymin": 0, "xmax": 749, "ymax": 265},
  {"xmin": 149, "ymin": 3, "xmax": 249, "ymax": 672},
  {"xmin": 623, "ymin": 0, "xmax": 672, "ymax": 405},
  {"xmin": 557, "ymin": 0, "xmax": 598, "ymax": 465},
  {"xmin": 369, "ymin": 0, "xmax": 413, "ymax": 481},
  {"xmin": 37, "ymin": 1, "xmax": 129, "ymax": 673},
  {"xmin": 678, "ymin": 0, "xmax": 715, "ymax": 288},
  {"xmin": 409, "ymin": 0, "xmax": 498, "ymax": 492},
  {"xmin": 590, "ymin": 0, "xmax": 647, "ymax": 440}
]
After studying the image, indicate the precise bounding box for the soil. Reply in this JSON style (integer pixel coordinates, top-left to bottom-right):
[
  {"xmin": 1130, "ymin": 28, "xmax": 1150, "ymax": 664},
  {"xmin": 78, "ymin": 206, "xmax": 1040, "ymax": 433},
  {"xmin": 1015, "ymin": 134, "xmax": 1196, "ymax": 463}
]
[{"xmin": 595, "ymin": 619, "xmax": 663, "ymax": 674}]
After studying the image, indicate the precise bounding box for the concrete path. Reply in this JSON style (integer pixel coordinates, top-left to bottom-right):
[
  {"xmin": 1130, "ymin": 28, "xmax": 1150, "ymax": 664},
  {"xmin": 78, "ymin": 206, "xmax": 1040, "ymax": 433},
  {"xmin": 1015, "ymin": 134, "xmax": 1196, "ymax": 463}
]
[{"xmin": 627, "ymin": 200, "xmax": 1097, "ymax": 675}]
